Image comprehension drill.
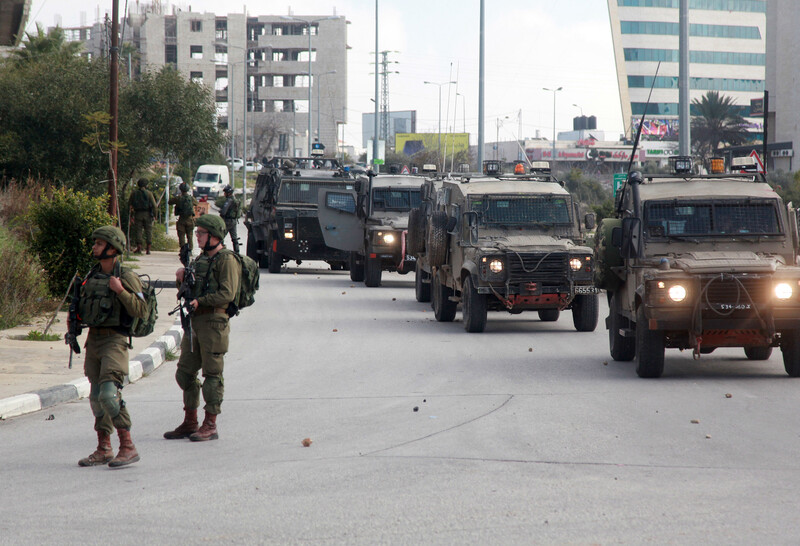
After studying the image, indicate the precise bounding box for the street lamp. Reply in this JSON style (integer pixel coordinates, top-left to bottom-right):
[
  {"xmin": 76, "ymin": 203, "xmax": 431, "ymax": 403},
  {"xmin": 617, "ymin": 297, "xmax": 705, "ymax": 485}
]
[
  {"xmin": 495, "ymin": 115, "xmax": 508, "ymax": 161},
  {"xmin": 572, "ymin": 103, "xmax": 583, "ymax": 117},
  {"xmin": 543, "ymin": 86, "xmax": 563, "ymax": 166},
  {"xmin": 281, "ymin": 15, "xmax": 339, "ymax": 156},
  {"xmin": 424, "ymin": 80, "xmax": 456, "ymax": 170},
  {"xmin": 456, "ymin": 92, "xmax": 466, "ymax": 133},
  {"xmin": 315, "ymin": 70, "xmax": 337, "ymax": 144}
]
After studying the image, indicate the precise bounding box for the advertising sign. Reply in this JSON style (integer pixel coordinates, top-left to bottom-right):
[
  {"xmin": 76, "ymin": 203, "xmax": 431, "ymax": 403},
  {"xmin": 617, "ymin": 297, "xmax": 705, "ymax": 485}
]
[
  {"xmin": 632, "ymin": 118, "xmax": 679, "ymax": 141},
  {"xmin": 395, "ymin": 133, "xmax": 469, "ymax": 157}
]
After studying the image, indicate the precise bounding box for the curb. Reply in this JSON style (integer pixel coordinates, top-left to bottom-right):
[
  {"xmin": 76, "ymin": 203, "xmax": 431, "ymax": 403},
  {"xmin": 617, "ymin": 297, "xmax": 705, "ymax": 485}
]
[{"xmin": 0, "ymin": 322, "xmax": 184, "ymax": 421}]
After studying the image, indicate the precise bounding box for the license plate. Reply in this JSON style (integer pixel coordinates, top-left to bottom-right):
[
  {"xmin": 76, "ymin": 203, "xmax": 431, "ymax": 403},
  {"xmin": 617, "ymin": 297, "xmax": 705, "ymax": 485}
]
[{"xmin": 404, "ymin": 255, "xmax": 416, "ymax": 261}]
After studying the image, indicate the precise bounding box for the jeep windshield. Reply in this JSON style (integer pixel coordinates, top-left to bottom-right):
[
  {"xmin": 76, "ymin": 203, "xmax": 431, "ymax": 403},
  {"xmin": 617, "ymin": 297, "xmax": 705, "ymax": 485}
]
[
  {"xmin": 372, "ymin": 189, "xmax": 421, "ymax": 211},
  {"xmin": 644, "ymin": 199, "xmax": 783, "ymax": 239},
  {"xmin": 278, "ymin": 181, "xmax": 354, "ymax": 204},
  {"xmin": 194, "ymin": 173, "xmax": 219, "ymax": 183},
  {"xmin": 469, "ymin": 195, "xmax": 573, "ymax": 226}
]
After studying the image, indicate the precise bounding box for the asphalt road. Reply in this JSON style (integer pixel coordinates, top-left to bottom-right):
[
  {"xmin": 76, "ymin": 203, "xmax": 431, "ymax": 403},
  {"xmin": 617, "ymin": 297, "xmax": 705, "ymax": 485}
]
[{"xmin": 2, "ymin": 262, "xmax": 800, "ymax": 544}]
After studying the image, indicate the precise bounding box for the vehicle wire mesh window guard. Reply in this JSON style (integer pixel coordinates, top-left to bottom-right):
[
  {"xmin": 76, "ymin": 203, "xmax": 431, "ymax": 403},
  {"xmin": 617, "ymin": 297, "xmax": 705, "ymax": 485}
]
[
  {"xmin": 279, "ymin": 181, "xmax": 355, "ymax": 204},
  {"xmin": 326, "ymin": 192, "xmax": 356, "ymax": 214},
  {"xmin": 645, "ymin": 201, "xmax": 781, "ymax": 236},
  {"xmin": 372, "ymin": 189, "xmax": 422, "ymax": 211},
  {"xmin": 470, "ymin": 196, "xmax": 572, "ymax": 225}
]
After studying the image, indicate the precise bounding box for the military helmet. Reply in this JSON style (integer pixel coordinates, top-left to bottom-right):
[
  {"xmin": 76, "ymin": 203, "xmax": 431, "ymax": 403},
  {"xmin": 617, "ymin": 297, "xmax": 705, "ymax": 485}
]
[
  {"xmin": 195, "ymin": 214, "xmax": 227, "ymax": 240},
  {"xmin": 91, "ymin": 225, "xmax": 126, "ymax": 254},
  {"xmin": 137, "ymin": 178, "xmax": 148, "ymax": 188},
  {"xmin": 223, "ymin": 185, "xmax": 233, "ymax": 195},
  {"xmin": 179, "ymin": 182, "xmax": 189, "ymax": 193}
]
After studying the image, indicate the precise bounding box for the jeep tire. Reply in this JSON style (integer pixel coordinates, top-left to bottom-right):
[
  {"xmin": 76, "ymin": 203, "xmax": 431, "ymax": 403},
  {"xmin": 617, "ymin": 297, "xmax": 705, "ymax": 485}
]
[
  {"xmin": 571, "ymin": 294, "xmax": 599, "ymax": 332},
  {"xmin": 267, "ymin": 239, "xmax": 282, "ymax": 273},
  {"xmin": 364, "ymin": 253, "xmax": 382, "ymax": 287},
  {"xmin": 415, "ymin": 262, "xmax": 431, "ymax": 302},
  {"xmin": 432, "ymin": 273, "xmax": 456, "ymax": 322},
  {"xmin": 635, "ymin": 306, "xmax": 665, "ymax": 378},
  {"xmin": 609, "ymin": 293, "xmax": 636, "ymax": 362},
  {"xmin": 349, "ymin": 251, "xmax": 365, "ymax": 282},
  {"xmin": 462, "ymin": 275, "xmax": 487, "ymax": 332},
  {"xmin": 780, "ymin": 330, "xmax": 800, "ymax": 377},
  {"xmin": 427, "ymin": 211, "xmax": 449, "ymax": 268},
  {"xmin": 407, "ymin": 208, "xmax": 425, "ymax": 255},
  {"xmin": 538, "ymin": 309, "xmax": 560, "ymax": 322},
  {"xmin": 744, "ymin": 346, "xmax": 772, "ymax": 361}
]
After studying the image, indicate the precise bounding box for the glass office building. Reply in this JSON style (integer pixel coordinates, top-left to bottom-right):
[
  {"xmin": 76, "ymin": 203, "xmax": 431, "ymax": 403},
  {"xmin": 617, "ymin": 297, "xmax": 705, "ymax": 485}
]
[{"xmin": 608, "ymin": 0, "xmax": 766, "ymax": 139}]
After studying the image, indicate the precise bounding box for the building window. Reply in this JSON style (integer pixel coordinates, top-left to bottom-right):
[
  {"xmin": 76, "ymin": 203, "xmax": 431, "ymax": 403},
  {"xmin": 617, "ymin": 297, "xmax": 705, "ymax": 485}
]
[
  {"xmin": 165, "ymin": 18, "xmax": 177, "ymax": 38},
  {"xmin": 624, "ymin": 48, "xmax": 765, "ymax": 66},
  {"xmin": 215, "ymin": 45, "xmax": 228, "ymax": 64},
  {"xmin": 191, "ymin": 71, "xmax": 203, "ymax": 83},
  {"xmin": 273, "ymin": 76, "xmax": 284, "ymax": 87},
  {"xmin": 215, "ymin": 19, "xmax": 227, "ymax": 41},
  {"xmin": 628, "ymin": 75, "xmax": 764, "ymax": 93},
  {"xmin": 165, "ymin": 44, "xmax": 177, "ymax": 65},
  {"xmin": 297, "ymin": 50, "xmax": 317, "ymax": 62},
  {"xmin": 191, "ymin": 20, "xmax": 202, "ymax": 32},
  {"xmin": 191, "ymin": 45, "xmax": 203, "ymax": 60},
  {"xmin": 617, "ymin": 0, "xmax": 766, "ymax": 13},
  {"xmin": 295, "ymin": 75, "xmax": 310, "ymax": 88},
  {"xmin": 621, "ymin": 21, "xmax": 762, "ymax": 39},
  {"xmin": 272, "ymin": 50, "xmax": 285, "ymax": 62},
  {"xmin": 278, "ymin": 134, "xmax": 289, "ymax": 152}
]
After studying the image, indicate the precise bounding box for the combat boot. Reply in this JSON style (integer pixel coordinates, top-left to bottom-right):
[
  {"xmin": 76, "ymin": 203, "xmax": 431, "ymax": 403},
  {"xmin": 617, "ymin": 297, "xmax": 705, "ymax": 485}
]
[
  {"xmin": 134, "ymin": 245, "xmax": 142, "ymax": 254},
  {"xmin": 163, "ymin": 409, "xmax": 199, "ymax": 439},
  {"xmin": 145, "ymin": 244, "xmax": 151, "ymax": 255},
  {"xmin": 108, "ymin": 428, "xmax": 140, "ymax": 468},
  {"xmin": 78, "ymin": 431, "xmax": 114, "ymax": 467},
  {"xmin": 189, "ymin": 412, "xmax": 218, "ymax": 442}
]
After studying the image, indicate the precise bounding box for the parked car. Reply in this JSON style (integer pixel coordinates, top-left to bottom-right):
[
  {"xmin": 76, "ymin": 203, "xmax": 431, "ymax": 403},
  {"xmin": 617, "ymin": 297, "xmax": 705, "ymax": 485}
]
[
  {"xmin": 228, "ymin": 158, "xmax": 244, "ymax": 171},
  {"xmin": 245, "ymin": 161, "xmax": 263, "ymax": 172}
]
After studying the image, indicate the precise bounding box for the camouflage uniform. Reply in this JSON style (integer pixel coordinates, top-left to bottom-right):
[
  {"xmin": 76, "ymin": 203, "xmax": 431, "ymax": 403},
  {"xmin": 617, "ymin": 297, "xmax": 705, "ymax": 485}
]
[
  {"xmin": 129, "ymin": 184, "xmax": 157, "ymax": 252},
  {"xmin": 169, "ymin": 188, "xmax": 199, "ymax": 250},
  {"xmin": 220, "ymin": 191, "xmax": 241, "ymax": 253}
]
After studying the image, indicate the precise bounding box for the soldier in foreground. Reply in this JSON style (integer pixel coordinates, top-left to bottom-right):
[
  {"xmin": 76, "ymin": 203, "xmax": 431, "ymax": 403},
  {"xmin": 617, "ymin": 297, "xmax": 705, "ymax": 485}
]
[
  {"xmin": 128, "ymin": 178, "xmax": 157, "ymax": 254},
  {"xmin": 169, "ymin": 183, "xmax": 199, "ymax": 250},
  {"xmin": 74, "ymin": 226, "xmax": 147, "ymax": 468},
  {"xmin": 219, "ymin": 185, "xmax": 241, "ymax": 253},
  {"xmin": 164, "ymin": 215, "xmax": 241, "ymax": 442}
]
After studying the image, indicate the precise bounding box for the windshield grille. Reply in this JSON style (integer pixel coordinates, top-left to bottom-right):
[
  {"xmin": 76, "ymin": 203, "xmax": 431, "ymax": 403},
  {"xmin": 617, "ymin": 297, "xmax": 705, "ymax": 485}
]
[
  {"xmin": 372, "ymin": 189, "xmax": 421, "ymax": 211},
  {"xmin": 701, "ymin": 276, "xmax": 770, "ymax": 316},
  {"xmin": 278, "ymin": 181, "xmax": 354, "ymax": 204},
  {"xmin": 507, "ymin": 252, "xmax": 568, "ymax": 284},
  {"xmin": 470, "ymin": 196, "xmax": 572, "ymax": 226},
  {"xmin": 645, "ymin": 200, "xmax": 781, "ymax": 237}
]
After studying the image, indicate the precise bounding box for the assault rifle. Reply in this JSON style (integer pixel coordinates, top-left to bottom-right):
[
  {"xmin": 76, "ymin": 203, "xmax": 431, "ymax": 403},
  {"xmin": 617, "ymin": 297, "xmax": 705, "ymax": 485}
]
[
  {"xmin": 64, "ymin": 274, "xmax": 83, "ymax": 369},
  {"xmin": 169, "ymin": 243, "xmax": 195, "ymax": 351}
]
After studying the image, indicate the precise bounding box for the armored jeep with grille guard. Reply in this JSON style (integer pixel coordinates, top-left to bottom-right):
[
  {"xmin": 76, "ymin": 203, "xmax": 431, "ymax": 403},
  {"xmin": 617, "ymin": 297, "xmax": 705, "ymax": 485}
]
[
  {"xmin": 406, "ymin": 175, "xmax": 447, "ymax": 302},
  {"xmin": 426, "ymin": 165, "xmax": 599, "ymax": 332},
  {"xmin": 317, "ymin": 172, "xmax": 423, "ymax": 287},
  {"xmin": 596, "ymin": 157, "xmax": 800, "ymax": 378},
  {"xmin": 245, "ymin": 158, "xmax": 354, "ymax": 273}
]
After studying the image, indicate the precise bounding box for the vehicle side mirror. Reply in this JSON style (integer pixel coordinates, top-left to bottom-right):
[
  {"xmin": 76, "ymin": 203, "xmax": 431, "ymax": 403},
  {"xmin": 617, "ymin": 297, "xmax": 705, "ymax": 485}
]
[
  {"xmin": 620, "ymin": 217, "xmax": 641, "ymax": 259},
  {"xmin": 354, "ymin": 181, "xmax": 362, "ymax": 193},
  {"xmin": 446, "ymin": 216, "xmax": 457, "ymax": 232},
  {"xmin": 611, "ymin": 227, "xmax": 622, "ymax": 248},
  {"xmin": 584, "ymin": 213, "xmax": 596, "ymax": 231}
]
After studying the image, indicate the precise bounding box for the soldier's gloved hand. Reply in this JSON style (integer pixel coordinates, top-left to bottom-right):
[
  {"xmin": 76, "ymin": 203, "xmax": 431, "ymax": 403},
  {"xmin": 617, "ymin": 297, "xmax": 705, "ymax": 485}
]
[
  {"xmin": 189, "ymin": 299, "xmax": 199, "ymax": 311},
  {"xmin": 109, "ymin": 276, "xmax": 124, "ymax": 295}
]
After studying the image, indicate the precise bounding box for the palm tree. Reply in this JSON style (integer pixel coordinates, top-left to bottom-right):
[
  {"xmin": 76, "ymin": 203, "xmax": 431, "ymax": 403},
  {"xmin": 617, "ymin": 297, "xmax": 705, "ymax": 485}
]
[
  {"xmin": 10, "ymin": 24, "xmax": 83, "ymax": 66},
  {"xmin": 691, "ymin": 91, "xmax": 750, "ymax": 160}
]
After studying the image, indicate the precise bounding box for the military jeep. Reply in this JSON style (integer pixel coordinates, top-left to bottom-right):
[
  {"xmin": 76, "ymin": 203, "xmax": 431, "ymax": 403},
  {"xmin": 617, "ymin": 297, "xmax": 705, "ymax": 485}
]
[
  {"xmin": 596, "ymin": 157, "xmax": 800, "ymax": 378},
  {"xmin": 245, "ymin": 158, "xmax": 354, "ymax": 273},
  {"xmin": 425, "ymin": 166, "xmax": 599, "ymax": 332},
  {"xmin": 317, "ymin": 172, "xmax": 423, "ymax": 286},
  {"xmin": 406, "ymin": 175, "xmax": 447, "ymax": 302}
]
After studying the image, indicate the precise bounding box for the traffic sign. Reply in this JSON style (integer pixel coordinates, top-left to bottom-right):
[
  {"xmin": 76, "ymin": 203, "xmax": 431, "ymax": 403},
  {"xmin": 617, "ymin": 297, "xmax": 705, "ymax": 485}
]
[
  {"xmin": 400, "ymin": 165, "xmax": 410, "ymax": 174},
  {"xmin": 749, "ymin": 150, "xmax": 765, "ymax": 173},
  {"xmin": 613, "ymin": 173, "xmax": 627, "ymax": 198}
]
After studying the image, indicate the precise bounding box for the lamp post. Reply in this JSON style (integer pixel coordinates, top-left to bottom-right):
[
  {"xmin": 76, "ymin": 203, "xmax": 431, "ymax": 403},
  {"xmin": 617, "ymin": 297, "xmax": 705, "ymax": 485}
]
[
  {"xmin": 495, "ymin": 115, "xmax": 508, "ymax": 161},
  {"xmin": 315, "ymin": 70, "xmax": 337, "ymax": 145},
  {"xmin": 281, "ymin": 16, "xmax": 338, "ymax": 156},
  {"xmin": 543, "ymin": 86, "xmax": 562, "ymax": 165},
  {"xmin": 423, "ymin": 80, "xmax": 456, "ymax": 170},
  {"xmin": 572, "ymin": 103, "xmax": 583, "ymax": 117},
  {"xmin": 456, "ymin": 92, "xmax": 466, "ymax": 133}
]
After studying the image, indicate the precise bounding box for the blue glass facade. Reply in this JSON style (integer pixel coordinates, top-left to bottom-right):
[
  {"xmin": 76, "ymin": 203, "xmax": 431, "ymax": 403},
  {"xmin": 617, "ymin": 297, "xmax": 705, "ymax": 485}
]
[
  {"xmin": 621, "ymin": 21, "xmax": 761, "ymax": 39},
  {"xmin": 624, "ymin": 48, "xmax": 765, "ymax": 66},
  {"xmin": 631, "ymin": 103, "xmax": 754, "ymax": 116},
  {"xmin": 618, "ymin": 0, "xmax": 765, "ymax": 12},
  {"xmin": 628, "ymin": 75, "xmax": 764, "ymax": 92}
]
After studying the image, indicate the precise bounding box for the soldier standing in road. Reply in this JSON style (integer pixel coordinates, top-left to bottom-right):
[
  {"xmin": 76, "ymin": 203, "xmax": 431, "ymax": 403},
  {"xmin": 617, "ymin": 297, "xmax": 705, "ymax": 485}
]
[
  {"xmin": 164, "ymin": 215, "xmax": 241, "ymax": 442},
  {"xmin": 129, "ymin": 178, "xmax": 157, "ymax": 254},
  {"xmin": 219, "ymin": 185, "xmax": 241, "ymax": 253},
  {"xmin": 169, "ymin": 183, "xmax": 199, "ymax": 250},
  {"xmin": 75, "ymin": 226, "xmax": 146, "ymax": 468}
]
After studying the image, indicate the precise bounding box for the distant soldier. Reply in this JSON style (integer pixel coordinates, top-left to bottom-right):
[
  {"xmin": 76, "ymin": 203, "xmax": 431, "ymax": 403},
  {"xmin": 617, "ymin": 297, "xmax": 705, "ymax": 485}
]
[
  {"xmin": 219, "ymin": 185, "xmax": 241, "ymax": 253},
  {"xmin": 164, "ymin": 215, "xmax": 241, "ymax": 442},
  {"xmin": 129, "ymin": 178, "xmax": 157, "ymax": 254},
  {"xmin": 169, "ymin": 183, "xmax": 199, "ymax": 250},
  {"xmin": 74, "ymin": 226, "xmax": 146, "ymax": 468}
]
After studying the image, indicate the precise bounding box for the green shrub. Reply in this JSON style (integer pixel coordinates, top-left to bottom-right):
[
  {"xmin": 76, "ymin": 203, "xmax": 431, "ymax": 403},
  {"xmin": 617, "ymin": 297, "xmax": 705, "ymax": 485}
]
[
  {"xmin": 26, "ymin": 187, "xmax": 114, "ymax": 295},
  {"xmin": 151, "ymin": 223, "xmax": 180, "ymax": 252},
  {"xmin": 0, "ymin": 228, "xmax": 52, "ymax": 329},
  {"xmin": 25, "ymin": 330, "xmax": 61, "ymax": 341}
]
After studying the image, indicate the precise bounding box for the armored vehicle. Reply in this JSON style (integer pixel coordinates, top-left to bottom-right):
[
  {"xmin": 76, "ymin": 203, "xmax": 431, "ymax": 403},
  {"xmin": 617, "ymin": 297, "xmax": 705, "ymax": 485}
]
[
  {"xmin": 407, "ymin": 174, "xmax": 451, "ymax": 302},
  {"xmin": 423, "ymin": 165, "xmax": 599, "ymax": 332},
  {"xmin": 596, "ymin": 157, "xmax": 800, "ymax": 378},
  {"xmin": 317, "ymin": 172, "xmax": 423, "ymax": 286},
  {"xmin": 245, "ymin": 158, "xmax": 354, "ymax": 273}
]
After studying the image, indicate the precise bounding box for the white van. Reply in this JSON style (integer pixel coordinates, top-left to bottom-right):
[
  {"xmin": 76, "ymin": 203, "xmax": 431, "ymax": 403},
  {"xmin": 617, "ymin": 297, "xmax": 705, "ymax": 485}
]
[{"xmin": 192, "ymin": 165, "xmax": 230, "ymax": 198}]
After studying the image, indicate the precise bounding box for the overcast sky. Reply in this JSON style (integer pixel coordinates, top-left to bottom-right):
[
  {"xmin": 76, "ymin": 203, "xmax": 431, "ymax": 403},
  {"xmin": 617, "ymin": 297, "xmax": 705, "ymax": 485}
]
[{"xmin": 28, "ymin": 0, "xmax": 624, "ymax": 149}]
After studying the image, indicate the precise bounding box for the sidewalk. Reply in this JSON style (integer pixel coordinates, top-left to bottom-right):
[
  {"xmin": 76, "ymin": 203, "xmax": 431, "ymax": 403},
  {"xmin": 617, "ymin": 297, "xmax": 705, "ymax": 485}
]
[{"xmin": 0, "ymin": 249, "xmax": 187, "ymax": 419}]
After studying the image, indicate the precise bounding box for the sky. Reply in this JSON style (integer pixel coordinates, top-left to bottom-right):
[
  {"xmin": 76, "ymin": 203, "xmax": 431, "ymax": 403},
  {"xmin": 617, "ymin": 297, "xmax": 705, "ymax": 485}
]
[{"xmin": 27, "ymin": 0, "xmax": 625, "ymax": 151}]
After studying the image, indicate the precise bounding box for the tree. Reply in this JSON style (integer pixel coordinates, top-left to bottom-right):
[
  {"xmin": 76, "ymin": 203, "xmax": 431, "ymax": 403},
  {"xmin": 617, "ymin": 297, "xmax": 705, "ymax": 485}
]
[
  {"xmin": 691, "ymin": 91, "xmax": 750, "ymax": 160},
  {"xmin": 251, "ymin": 117, "xmax": 282, "ymax": 160},
  {"xmin": 9, "ymin": 24, "xmax": 83, "ymax": 67}
]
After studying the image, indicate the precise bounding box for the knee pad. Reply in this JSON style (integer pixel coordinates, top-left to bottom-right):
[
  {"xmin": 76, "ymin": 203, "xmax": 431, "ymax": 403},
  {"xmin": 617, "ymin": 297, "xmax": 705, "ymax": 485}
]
[
  {"xmin": 202, "ymin": 375, "xmax": 224, "ymax": 405},
  {"xmin": 176, "ymin": 368, "xmax": 200, "ymax": 392},
  {"xmin": 97, "ymin": 381, "xmax": 121, "ymax": 419},
  {"xmin": 89, "ymin": 384, "xmax": 104, "ymax": 418}
]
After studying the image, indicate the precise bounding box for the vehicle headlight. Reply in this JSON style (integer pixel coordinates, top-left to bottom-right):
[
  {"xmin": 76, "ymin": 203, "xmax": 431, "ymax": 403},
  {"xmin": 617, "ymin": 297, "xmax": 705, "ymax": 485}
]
[
  {"xmin": 569, "ymin": 258, "xmax": 583, "ymax": 271},
  {"xmin": 775, "ymin": 282, "xmax": 793, "ymax": 300},
  {"xmin": 668, "ymin": 284, "xmax": 687, "ymax": 302},
  {"xmin": 489, "ymin": 259, "xmax": 504, "ymax": 274},
  {"xmin": 383, "ymin": 233, "xmax": 395, "ymax": 244}
]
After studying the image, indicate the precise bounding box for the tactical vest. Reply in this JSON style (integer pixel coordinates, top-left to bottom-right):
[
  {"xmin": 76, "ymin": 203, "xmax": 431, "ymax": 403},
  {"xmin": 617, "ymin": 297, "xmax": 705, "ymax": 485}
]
[
  {"xmin": 176, "ymin": 195, "xmax": 194, "ymax": 218},
  {"xmin": 131, "ymin": 189, "xmax": 151, "ymax": 211},
  {"xmin": 221, "ymin": 197, "xmax": 239, "ymax": 220},
  {"xmin": 192, "ymin": 253, "xmax": 221, "ymax": 300},
  {"xmin": 78, "ymin": 263, "xmax": 133, "ymax": 329}
]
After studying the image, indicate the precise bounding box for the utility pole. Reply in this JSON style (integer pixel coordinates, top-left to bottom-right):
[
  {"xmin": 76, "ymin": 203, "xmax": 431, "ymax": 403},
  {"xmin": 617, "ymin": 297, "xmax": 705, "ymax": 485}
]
[
  {"xmin": 372, "ymin": 0, "xmax": 380, "ymax": 172},
  {"xmin": 678, "ymin": 0, "xmax": 691, "ymax": 157},
  {"xmin": 477, "ymin": 0, "xmax": 485, "ymax": 170},
  {"xmin": 108, "ymin": 0, "xmax": 120, "ymax": 219},
  {"xmin": 373, "ymin": 50, "xmax": 399, "ymax": 148}
]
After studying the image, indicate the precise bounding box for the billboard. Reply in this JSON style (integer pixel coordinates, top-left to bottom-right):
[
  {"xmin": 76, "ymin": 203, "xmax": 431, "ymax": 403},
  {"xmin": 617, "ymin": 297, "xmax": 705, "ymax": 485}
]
[
  {"xmin": 395, "ymin": 133, "xmax": 469, "ymax": 157},
  {"xmin": 632, "ymin": 118, "xmax": 679, "ymax": 141}
]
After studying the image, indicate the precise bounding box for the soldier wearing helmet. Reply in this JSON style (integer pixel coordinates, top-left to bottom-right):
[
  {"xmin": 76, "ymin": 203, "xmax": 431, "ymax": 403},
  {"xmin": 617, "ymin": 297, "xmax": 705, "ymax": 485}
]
[
  {"xmin": 165, "ymin": 214, "xmax": 241, "ymax": 442},
  {"xmin": 168, "ymin": 182, "xmax": 199, "ymax": 250},
  {"xmin": 219, "ymin": 185, "xmax": 241, "ymax": 253},
  {"xmin": 74, "ymin": 225, "xmax": 148, "ymax": 468},
  {"xmin": 128, "ymin": 178, "xmax": 157, "ymax": 254}
]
